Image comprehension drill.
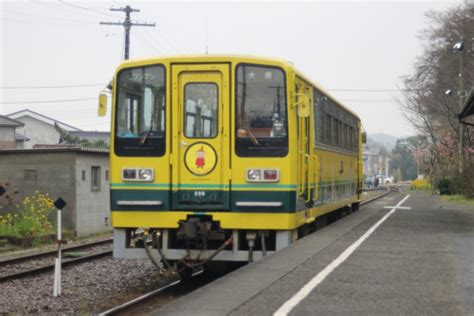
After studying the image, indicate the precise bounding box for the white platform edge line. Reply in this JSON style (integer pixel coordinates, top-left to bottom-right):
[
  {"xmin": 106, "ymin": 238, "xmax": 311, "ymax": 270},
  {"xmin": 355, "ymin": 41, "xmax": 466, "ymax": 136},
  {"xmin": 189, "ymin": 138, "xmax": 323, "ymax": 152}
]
[
  {"xmin": 235, "ymin": 202, "xmax": 283, "ymax": 207},
  {"xmin": 383, "ymin": 206, "xmax": 411, "ymax": 210},
  {"xmin": 116, "ymin": 200, "xmax": 163, "ymax": 206},
  {"xmin": 273, "ymin": 194, "xmax": 411, "ymax": 316}
]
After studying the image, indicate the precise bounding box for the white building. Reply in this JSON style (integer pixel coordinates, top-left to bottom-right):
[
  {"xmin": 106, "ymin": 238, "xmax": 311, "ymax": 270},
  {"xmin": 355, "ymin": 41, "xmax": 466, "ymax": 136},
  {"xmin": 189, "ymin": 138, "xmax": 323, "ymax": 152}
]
[
  {"xmin": 7, "ymin": 109, "xmax": 81, "ymax": 149},
  {"xmin": 0, "ymin": 115, "xmax": 29, "ymax": 149},
  {"xmin": 0, "ymin": 147, "xmax": 111, "ymax": 236}
]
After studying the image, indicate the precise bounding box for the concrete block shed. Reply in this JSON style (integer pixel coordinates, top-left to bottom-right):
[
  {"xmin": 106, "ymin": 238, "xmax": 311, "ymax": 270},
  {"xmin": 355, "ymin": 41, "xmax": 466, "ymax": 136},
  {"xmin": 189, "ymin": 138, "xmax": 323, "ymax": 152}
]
[{"xmin": 0, "ymin": 147, "xmax": 110, "ymax": 236}]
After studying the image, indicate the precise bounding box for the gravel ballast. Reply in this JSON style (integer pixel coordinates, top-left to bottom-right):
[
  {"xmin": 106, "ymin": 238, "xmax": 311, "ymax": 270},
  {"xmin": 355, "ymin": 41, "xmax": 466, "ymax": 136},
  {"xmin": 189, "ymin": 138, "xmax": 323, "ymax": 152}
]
[{"xmin": 0, "ymin": 257, "xmax": 173, "ymax": 314}]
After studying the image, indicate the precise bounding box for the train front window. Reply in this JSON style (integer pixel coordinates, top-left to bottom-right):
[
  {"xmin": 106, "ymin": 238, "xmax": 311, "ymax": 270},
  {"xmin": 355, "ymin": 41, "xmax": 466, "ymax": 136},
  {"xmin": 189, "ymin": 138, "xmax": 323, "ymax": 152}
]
[
  {"xmin": 115, "ymin": 65, "xmax": 166, "ymax": 157},
  {"xmin": 184, "ymin": 83, "xmax": 218, "ymax": 138},
  {"xmin": 236, "ymin": 65, "xmax": 288, "ymax": 157}
]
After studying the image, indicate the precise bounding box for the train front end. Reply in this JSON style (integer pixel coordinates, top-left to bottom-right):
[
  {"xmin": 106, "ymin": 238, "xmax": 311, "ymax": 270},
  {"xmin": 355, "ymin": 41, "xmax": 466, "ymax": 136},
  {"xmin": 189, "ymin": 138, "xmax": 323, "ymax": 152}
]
[{"xmin": 107, "ymin": 56, "xmax": 302, "ymax": 269}]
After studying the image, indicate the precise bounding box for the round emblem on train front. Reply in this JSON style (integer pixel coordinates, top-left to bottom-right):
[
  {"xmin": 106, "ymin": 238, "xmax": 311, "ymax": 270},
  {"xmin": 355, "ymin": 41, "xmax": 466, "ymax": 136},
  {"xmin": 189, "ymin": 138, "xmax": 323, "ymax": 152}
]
[{"xmin": 184, "ymin": 142, "xmax": 218, "ymax": 176}]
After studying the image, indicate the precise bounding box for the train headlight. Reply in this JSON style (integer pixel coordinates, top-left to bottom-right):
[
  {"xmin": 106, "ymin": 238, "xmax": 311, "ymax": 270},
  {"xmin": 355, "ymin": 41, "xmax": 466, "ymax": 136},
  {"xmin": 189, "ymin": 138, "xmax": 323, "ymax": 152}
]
[
  {"xmin": 246, "ymin": 169, "xmax": 279, "ymax": 182},
  {"xmin": 247, "ymin": 169, "xmax": 262, "ymax": 182},
  {"xmin": 138, "ymin": 169, "xmax": 154, "ymax": 181},
  {"xmin": 122, "ymin": 168, "xmax": 154, "ymax": 182}
]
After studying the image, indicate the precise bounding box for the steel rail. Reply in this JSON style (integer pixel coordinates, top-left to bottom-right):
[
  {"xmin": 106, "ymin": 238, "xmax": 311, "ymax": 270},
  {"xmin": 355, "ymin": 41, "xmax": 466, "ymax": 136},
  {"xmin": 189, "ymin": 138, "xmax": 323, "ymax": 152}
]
[
  {"xmin": 98, "ymin": 270, "xmax": 205, "ymax": 316},
  {"xmin": 0, "ymin": 238, "xmax": 113, "ymax": 266},
  {"xmin": 0, "ymin": 249, "xmax": 112, "ymax": 283},
  {"xmin": 360, "ymin": 187, "xmax": 393, "ymax": 206}
]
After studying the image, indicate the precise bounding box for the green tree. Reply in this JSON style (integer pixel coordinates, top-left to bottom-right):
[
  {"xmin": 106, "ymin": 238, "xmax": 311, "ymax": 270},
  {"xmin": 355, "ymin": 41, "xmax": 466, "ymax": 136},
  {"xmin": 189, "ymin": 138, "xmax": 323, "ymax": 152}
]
[
  {"xmin": 391, "ymin": 138, "xmax": 417, "ymax": 181},
  {"xmin": 54, "ymin": 123, "xmax": 109, "ymax": 149}
]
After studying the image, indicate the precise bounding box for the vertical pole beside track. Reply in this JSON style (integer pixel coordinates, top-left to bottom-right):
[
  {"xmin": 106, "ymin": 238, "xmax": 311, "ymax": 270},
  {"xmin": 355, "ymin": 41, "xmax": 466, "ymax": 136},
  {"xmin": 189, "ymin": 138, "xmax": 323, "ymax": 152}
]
[{"xmin": 53, "ymin": 198, "xmax": 67, "ymax": 297}]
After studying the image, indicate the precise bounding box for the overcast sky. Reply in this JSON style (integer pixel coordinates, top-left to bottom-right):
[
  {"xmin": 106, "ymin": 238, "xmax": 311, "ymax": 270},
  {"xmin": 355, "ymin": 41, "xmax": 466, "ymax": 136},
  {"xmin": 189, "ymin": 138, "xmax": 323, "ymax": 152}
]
[{"xmin": 0, "ymin": 0, "xmax": 463, "ymax": 137}]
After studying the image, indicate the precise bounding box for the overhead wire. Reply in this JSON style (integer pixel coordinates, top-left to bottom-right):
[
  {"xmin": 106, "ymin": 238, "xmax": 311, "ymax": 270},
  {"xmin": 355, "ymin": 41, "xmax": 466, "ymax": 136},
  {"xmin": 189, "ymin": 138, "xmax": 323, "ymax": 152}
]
[
  {"xmin": 31, "ymin": 0, "xmax": 107, "ymax": 20},
  {"xmin": 134, "ymin": 28, "xmax": 162, "ymax": 55},
  {"xmin": 0, "ymin": 16, "xmax": 95, "ymax": 26},
  {"xmin": 0, "ymin": 8, "xmax": 94, "ymax": 23},
  {"xmin": 0, "ymin": 98, "xmax": 96, "ymax": 104},
  {"xmin": 0, "ymin": 83, "xmax": 106, "ymax": 89},
  {"xmin": 56, "ymin": 0, "xmax": 119, "ymax": 19}
]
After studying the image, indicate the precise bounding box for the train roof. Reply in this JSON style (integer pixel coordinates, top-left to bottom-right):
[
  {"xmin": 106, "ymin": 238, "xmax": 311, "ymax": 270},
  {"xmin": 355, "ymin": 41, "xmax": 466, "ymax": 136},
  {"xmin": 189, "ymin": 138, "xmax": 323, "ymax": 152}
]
[{"xmin": 116, "ymin": 54, "xmax": 360, "ymax": 121}]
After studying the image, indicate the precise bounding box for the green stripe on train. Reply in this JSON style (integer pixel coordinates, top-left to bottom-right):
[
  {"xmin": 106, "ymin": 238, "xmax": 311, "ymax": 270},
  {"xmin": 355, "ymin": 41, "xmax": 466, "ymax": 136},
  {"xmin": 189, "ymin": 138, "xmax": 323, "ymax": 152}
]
[{"xmin": 110, "ymin": 189, "xmax": 297, "ymax": 213}]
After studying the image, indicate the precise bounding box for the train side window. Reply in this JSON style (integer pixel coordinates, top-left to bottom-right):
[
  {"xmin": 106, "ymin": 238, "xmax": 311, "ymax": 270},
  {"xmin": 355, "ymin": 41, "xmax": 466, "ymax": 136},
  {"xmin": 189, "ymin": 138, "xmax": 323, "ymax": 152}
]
[
  {"xmin": 343, "ymin": 124, "xmax": 348, "ymax": 149},
  {"xmin": 339, "ymin": 121, "xmax": 343, "ymax": 148},
  {"xmin": 349, "ymin": 125, "xmax": 353, "ymax": 150},
  {"xmin": 333, "ymin": 118, "xmax": 338, "ymax": 146},
  {"xmin": 313, "ymin": 89, "xmax": 325, "ymax": 144},
  {"xmin": 326, "ymin": 114, "xmax": 332, "ymax": 144}
]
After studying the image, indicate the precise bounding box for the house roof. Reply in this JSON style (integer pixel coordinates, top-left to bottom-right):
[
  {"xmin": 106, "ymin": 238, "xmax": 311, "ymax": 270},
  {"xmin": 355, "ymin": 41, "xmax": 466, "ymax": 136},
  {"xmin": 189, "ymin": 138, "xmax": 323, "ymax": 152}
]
[
  {"xmin": 0, "ymin": 115, "xmax": 24, "ymax": 127},
  {"xmin": 7, "ymin": 109, "xmax": 82, "ymax": 131}
]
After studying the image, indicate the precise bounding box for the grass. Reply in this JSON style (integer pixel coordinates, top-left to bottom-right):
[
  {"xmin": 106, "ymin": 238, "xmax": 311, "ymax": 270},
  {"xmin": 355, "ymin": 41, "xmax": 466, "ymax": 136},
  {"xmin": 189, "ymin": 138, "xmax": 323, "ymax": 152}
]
[{"xmin": 440, "ymin": 195, "xmax": 474, "ymax": 207}]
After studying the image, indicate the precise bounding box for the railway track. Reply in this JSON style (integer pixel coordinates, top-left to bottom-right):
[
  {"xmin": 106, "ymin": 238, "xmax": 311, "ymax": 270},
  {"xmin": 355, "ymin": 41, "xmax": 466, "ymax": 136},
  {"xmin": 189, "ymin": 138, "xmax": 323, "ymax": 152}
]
[
  {"xmin": 0, "ymin": 238, "xmax": 113, "ymax": 282},
  {"xmin": 97, "ymin": 188, "xmax": 394, "ymax": 315},
  {"xmin": 98, "ymin": 270, "xmax": 206, "ymax": 316}
]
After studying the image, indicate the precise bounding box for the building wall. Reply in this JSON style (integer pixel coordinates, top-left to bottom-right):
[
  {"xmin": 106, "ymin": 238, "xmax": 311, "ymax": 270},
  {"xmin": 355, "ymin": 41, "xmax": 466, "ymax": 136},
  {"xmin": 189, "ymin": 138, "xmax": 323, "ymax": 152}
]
[
  {"xmin": 0, "ymin": 126, "xmax": 16, "ymax": 149},
  {"xmin": 0, "ymin": 152, "xmax": 77, "ymax": 230},
  {"xmin": 14, "ymin": 117, "xmax": 60, "ymax": 149},
  {"xmin": 363, "ymin": 153, "xmax": 380, "ymax": 177},
  {"xmin": 74, "ymin": 153, "xmax": 111, "ymax": 236},
  {"xmin": 15, "ymin": 140, "xmax": 25, "ymax": 149},
  {"xmin": 0, "ymin": 151, "xmax": 111, "ymax": 237}
]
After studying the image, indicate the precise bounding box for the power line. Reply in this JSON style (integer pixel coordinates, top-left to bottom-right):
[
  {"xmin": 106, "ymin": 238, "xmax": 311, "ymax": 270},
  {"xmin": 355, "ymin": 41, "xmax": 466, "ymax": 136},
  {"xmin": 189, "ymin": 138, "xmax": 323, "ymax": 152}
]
[
  {"xmin": 0, "ymin": 83, "xmax": 106, "ymax": 89},
  {"xmin": 57, "ymin": 1, "xmax": 118, "ymax": 18},
  {"xmin": 1, "ymin": 16, "xmax": 95, "ymax": 27},
  {"xmin": 135, "ymin": 29, "xmax": 161, "ymax": 55},
  {"xmin": 0, "ymin": 98, "xmax": 96, "ymax": 104},
  {"xmin": 0, "ymin": 8, "xmax": 94, "ymax": 23},
  {"xmin": 32, "ymin": 1, "xmax": 111, "ymax": 20},
  {"xmin": 100, "ymin": 5, "xmax": 155, "ymax": 60}
]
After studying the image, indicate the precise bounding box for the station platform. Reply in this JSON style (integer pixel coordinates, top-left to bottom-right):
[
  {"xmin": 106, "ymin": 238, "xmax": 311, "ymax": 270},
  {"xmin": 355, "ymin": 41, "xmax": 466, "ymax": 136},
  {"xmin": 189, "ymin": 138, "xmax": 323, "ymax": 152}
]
[{"xmin": 150, "ymin": 192, "xmax": 474, "ymax": 315}]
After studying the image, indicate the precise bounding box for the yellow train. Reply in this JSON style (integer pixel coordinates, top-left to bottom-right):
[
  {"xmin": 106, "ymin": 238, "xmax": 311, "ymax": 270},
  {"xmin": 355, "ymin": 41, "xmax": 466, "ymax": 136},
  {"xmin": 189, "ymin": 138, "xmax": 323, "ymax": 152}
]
[{"xmin": 99, "ymin": 55, "xmax": 364, "ymax": 273}]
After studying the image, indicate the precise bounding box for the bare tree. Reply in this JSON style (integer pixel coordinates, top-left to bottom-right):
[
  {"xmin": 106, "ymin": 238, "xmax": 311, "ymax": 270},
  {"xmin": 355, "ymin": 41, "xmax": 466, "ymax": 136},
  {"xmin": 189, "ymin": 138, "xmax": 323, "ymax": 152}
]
[{"xmin": 401, "ymin": 2, "xmax": 474, "ymax": 194}]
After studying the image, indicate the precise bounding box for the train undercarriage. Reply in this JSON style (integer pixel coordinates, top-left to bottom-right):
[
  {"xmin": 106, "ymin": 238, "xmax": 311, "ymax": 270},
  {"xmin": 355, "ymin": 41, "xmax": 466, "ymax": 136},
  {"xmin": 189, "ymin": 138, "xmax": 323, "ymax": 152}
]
[{"xmin": 113, "ymin": 203, "xmax": 359, "ymax": 278}]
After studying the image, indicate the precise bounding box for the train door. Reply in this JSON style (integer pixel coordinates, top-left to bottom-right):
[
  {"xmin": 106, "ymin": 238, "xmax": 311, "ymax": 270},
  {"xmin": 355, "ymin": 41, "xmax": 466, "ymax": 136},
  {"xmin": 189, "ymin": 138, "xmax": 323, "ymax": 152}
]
[
  {"xmin": 171, "ymin": 64, "xmax": 230, "ymax": 210},
  {"xmin": 295, "ymin": 78, "xmax": 314, "ymax": 207}
]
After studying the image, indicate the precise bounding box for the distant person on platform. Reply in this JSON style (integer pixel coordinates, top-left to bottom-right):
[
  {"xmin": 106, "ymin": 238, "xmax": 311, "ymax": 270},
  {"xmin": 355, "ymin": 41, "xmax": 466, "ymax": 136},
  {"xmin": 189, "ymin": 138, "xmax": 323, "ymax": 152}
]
[{"xmin": 374, "ymin": 176, "xmax": 379, "ymax": 188}]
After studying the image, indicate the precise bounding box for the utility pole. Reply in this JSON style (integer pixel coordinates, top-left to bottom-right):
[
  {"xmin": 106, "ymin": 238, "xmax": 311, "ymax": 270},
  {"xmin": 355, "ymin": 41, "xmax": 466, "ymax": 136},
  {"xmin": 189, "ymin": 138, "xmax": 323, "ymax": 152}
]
[
  {"xmin": 453, "ymin": 37, "xmax": 465, "ymax": 172},
  {"xmin": 100, "ymin": 5, "xmax": 155, "ymax": 60}
]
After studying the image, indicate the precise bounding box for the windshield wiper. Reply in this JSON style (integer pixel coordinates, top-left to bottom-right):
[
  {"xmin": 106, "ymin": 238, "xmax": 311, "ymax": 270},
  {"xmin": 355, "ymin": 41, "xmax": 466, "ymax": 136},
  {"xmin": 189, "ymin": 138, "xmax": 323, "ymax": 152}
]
[
  {"xmin": 246, "ymin": 127, "xmax": 260, "ymax": 145},
  {"xmin": 139, "ymin": 129, "xmax": 152, "ymax": 146}
]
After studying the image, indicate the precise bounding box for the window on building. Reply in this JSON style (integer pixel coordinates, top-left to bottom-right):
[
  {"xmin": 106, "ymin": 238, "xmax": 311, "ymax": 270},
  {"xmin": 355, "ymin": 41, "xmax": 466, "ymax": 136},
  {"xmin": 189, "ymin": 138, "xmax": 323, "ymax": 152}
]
[
  {"xmin": 105, "ymin": 170, "xmax": 109, "ymax": 181},
  {"xmin": 82, "ymin": 170, "xmax": 86, "ymax": 181},
  {"xmin": 24, "ymin": 169, "xmax": 37, "ymax": 180},
  {"xmin": 91, "ymin": 166, "xmax": 100, "ymax": 192}
]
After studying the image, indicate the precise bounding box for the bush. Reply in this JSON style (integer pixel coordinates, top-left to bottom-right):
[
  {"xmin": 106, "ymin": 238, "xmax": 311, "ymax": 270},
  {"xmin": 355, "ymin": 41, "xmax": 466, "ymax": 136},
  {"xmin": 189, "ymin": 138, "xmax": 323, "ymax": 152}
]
[
  {"xmin": 410, "ymin": 178, "xmax": 431, "ymax": 190},
  {"xmin": 436, "ymin": 178, "xmax": 455, "ymax": 195},
  {"xmin": 0, "ymin": 191, "xmax": 54, "ymax": 237}
]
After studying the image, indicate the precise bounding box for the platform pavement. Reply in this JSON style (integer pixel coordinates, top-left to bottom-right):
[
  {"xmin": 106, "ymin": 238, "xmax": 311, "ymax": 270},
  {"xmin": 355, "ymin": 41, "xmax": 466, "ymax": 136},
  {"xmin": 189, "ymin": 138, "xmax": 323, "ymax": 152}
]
[{"xmin": 150, "ymin": 192, "xmax": 474, "ymax": 315}]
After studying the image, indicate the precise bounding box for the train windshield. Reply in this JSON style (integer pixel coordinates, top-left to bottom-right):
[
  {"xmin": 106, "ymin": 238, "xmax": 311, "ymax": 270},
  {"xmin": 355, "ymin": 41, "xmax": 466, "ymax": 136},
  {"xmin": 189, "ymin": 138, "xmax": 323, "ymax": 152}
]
[
  {"xmin": 115, "ymin": 65, "xmax": 166, "ymax": 157},
  {"xmin": 116, "ymin": 66, "xmax": 165, "ymax": 138},
  {"xmin": 236, "ymin": 65, "xmax": 288, "ymax": 157}
]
